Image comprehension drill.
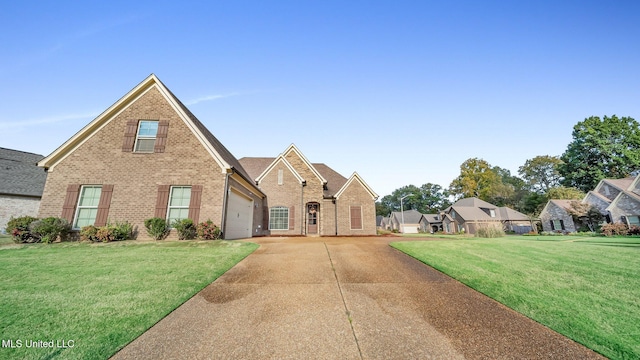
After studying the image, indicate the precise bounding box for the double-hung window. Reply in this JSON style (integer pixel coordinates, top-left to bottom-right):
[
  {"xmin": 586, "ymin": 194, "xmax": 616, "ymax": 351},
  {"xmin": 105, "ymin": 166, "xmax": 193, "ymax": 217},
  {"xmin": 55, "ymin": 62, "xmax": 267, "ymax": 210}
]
[
  {"xmin": 135, "ymin": 120, "xmax": 159, "ymax": 152},
  {"xmin": 269, "ymin": 206, "xmax": 289, "ymax": 230},
  {"xmin": 74, "ymin": 186, "xmax": 102, "ymax": 228},
  {"xmin": 628, "ymin": 216, "xmax": 640, "ymax": 227},
  {"xmin": 167, "ymin": 186, "xmax": 191, "ymax": 225}
]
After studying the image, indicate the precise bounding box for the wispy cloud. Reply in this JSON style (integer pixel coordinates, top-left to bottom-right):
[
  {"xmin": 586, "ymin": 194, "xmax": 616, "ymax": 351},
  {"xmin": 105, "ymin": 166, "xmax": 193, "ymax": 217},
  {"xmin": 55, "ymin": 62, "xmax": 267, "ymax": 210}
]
[
  {"xmin": 0, "ymin": 112, "xmax": 98, "ymax": 131},
  {"xmin": 185, "ymin": 92, "xmax": 240, "ymax": 106}
]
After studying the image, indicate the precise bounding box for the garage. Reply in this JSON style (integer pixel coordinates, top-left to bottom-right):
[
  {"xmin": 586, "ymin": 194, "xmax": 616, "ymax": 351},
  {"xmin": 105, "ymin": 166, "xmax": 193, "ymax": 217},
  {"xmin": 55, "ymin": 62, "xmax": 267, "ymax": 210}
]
[{"xmin": 225, "ymin": 188, "xmax": 254, "ymax": 239}]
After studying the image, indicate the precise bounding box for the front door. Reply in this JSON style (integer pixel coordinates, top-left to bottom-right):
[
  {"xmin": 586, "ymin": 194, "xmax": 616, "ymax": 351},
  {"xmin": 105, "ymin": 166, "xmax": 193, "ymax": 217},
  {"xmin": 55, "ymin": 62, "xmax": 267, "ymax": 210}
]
[{"xmin": 307, "ymin": 203, "xmax": 319, "ymax": 234}]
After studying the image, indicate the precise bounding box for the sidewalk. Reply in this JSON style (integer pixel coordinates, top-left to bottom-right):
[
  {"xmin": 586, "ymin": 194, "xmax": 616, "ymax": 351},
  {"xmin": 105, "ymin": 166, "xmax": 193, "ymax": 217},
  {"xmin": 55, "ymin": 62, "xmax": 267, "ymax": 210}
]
[{"xmin": 112, "ymin": 237, "xmax": 604, "ymax": 359}]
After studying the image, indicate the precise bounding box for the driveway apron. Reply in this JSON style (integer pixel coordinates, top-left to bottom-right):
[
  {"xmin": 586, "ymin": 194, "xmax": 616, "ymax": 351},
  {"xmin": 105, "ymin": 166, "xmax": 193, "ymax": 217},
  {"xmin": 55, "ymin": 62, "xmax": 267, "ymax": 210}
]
[{"xmin": 112, "ymin": 237, "xmax": 604, "ymax": 359}]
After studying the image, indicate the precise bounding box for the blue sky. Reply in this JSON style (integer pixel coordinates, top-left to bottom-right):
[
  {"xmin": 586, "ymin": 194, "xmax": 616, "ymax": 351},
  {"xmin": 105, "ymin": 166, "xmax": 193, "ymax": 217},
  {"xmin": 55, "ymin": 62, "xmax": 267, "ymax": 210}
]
[{"xmin": 2, "ymin": 1, "xmax": 639, "ymax": 197}]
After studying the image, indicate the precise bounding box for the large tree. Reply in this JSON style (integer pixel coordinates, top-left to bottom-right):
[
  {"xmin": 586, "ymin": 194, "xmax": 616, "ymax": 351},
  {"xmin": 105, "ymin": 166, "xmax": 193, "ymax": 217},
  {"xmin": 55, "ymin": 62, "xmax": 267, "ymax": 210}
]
[
  {"xmin": 449, "ymin": 158, "xmax": 503, "ymax": 200},
  {"xmin": 546, "ymin": 186, "xmax": 585, "ymax": 200},
  {"xmin": 559, "ymin": 115, "xmax": 640, "ymax": 192},
  {"xmin": 376, "ymin": 183, "xmax": 450, "ymax": 216},
  {"xmin": 518, "ymin": 155, "xmax": 563, "ymax": 193}
]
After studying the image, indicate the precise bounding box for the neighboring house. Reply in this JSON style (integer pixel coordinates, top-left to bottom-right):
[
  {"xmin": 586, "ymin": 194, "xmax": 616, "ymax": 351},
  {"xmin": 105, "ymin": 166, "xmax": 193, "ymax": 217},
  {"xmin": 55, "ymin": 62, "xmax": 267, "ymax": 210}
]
[
  {"xmin": 36, "ymin": 74, "xmax": 377, "ymax": 240},
  {"xmin": 419, "ymin": 213, "xmax": 442, "ymax": 233},
  {"xmin": 0, "ymin": 148, "xmax": 47, "ymax": 233},
  {"xmin": 539, "ymin": 200, "xmax": 577, "ymax": 233},
  {"xmin": 389, "ymin": 209, "xmax": 422, "ymax": 233},
  {"xmin": 540, "ymin": 175, "xmax": 640, "ymax": 232},
  {"xmin": 239, "ymin": 145, "xmax": 378, "ymax": 237},
  {"xmin": 443, "ymin": 197, "xmax": 534, "ymax": 235}
]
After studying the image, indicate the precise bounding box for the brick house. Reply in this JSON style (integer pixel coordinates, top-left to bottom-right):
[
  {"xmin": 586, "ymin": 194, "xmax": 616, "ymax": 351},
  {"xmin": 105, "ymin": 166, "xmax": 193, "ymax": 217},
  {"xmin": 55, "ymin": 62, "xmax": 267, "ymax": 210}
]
[
  {"xmin": 442, "ymin": 197, "xmax": 534, "ymax": 234},
  {"xmin": 540, "ymin": 175, "xmax": 640, "ymax": 232},
  {"xmin": 539, "ymin": 200, "xmax": 577, "ymax": 233},
  {"xmin": 0, "ymin": 148, "xmax": 47, "ymax": 232},
  {"xmin": 239, "ymin": 144, "xmax": 378, "ymax": 236},
  {"xmin": 36, "ymin": 74, "xmax": 377, "ymax": 239}
]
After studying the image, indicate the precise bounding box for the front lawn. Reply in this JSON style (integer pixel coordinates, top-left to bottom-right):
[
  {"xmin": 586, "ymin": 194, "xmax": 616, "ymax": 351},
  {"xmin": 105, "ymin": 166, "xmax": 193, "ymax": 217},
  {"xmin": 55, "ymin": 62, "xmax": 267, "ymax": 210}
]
[
  {"xmin": 0, "ymin": 234, "xmax": 13, "ymax": 245},
  {"xmin": 0, "ymin": 240, "xmax": 258, "ymax": 359},
  {"xmin": 391, "ymin": 238, "xmax": 640, "ymax": 360}
]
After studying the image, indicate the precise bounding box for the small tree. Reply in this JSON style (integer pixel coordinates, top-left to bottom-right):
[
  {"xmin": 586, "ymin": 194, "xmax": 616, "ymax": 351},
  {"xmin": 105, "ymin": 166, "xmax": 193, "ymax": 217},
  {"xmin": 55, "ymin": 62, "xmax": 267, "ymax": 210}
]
[{"xmin": 567, "ymin": 202, "xmax": 604, "ymax": 232}]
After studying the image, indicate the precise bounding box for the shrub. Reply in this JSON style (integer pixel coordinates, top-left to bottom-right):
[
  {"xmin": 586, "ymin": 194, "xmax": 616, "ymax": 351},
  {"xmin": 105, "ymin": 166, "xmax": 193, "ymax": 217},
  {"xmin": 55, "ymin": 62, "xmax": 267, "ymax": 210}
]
[
  {"xmin": 475, "ymin": 226, "xmax": 505, "ymax": 238},
  {"xmin": 601, "ymin": 222, "xmax": 629, "ymax": 237},
  {"xmin": 29, "ymin": 217, "xmax": 71, "ymax": 243},
  {"xmin": 627, "ymin": 225, "xmax": 640, "ymax": 236},
  {"xmin": 6, "ymin": 216, "xmax": 39, "ymax": 243},
  {"xmin": 95, "ymin": 227, "xmax": 116, "ymax": 243},
  {"xmin": 197, "ymin": 220, "xmax": 222, "ymax": 240},
  {"xmin": 144, "ymin": 217, "xmax": 168, "ymax": 240},
  {"xmin": 108, "ymin": 220, "xmax": 134, "ymax": 241},
  {"xmin": 80, "ymin": 225, "xmax": 99, "ymax": 242},
  {"xmin": 173, "ymin": 219, "xmax": 197, "ymax": 240}
]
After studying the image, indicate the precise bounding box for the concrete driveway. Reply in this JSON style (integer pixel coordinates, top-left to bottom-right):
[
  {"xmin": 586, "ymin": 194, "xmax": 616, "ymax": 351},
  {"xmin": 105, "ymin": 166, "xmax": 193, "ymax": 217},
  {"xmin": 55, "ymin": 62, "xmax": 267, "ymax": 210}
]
[{"xmin": 112, "ymin": 237, "xmax": 603, "ymax": 359}]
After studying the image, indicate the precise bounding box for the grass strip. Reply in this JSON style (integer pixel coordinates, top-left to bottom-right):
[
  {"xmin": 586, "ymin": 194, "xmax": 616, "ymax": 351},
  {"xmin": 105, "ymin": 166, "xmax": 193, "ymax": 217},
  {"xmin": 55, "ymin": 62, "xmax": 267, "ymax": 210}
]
[
  {"xmin": 391, "ymin": 238, "xmax": 640, "ymax": 360},
  {"xmin": 0, "ymin": 240, "xmax": 258, "ymax": 359}
]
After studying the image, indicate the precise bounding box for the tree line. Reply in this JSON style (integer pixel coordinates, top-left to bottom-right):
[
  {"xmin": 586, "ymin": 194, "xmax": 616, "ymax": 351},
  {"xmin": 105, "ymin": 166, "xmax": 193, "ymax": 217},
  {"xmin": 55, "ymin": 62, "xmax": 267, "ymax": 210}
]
[{"xmin": 377, "ymin": 115, "xmax": 640, "ymax": 216}]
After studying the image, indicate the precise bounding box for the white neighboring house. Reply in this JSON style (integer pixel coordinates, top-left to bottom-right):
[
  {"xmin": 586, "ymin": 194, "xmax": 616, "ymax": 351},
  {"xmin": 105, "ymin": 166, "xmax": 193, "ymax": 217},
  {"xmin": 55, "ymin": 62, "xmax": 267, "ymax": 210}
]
[{"xmin": 0, "ymin": 148, "xmax": 47, "ymax": 233}]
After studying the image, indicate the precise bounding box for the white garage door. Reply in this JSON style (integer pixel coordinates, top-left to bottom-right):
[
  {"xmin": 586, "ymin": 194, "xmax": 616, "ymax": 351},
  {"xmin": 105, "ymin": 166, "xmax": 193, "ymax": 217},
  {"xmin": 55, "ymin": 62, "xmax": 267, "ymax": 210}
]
[{"xmin": 225, "ymin": 189, "xmax": 253, "ymax": 240}]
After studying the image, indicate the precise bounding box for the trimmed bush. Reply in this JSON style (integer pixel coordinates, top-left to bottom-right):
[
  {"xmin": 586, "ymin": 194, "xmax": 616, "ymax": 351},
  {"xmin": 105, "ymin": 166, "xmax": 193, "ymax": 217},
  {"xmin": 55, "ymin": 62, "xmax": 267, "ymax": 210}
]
[
  {"xmin": 80, "ymin": 225, "xmax": 99, "ymax": 242},
  {"xmin": 197, "ymin": 220, "xmax": 222, "ymax": 240},
  {"xmin": 29, "ymin": 217, "xmax": 71, "ymax": 243},
  {"xmin": 6, "ymin": 216, "xmax": 39, "ymax": 243},
  {"xmin": 601, "ymin": 222, "xmax": 629, "ymax": 237},
  {"xmin": 109, "ymin": 220, "xmax": 134, "ymax": 241},
  {"xmin": 172, "ymin": 219, "xmax": 197, "ymax": 240},
  {"xmin": 144, "ymin": 217, "xmax": 168, "ymax": 240},
  {"xmin": 475, "ymin": 226, "xmax": 505, "ymax": 238},
  {"xmin": 95, "ymin": 227, "xmax": 116, "ymax": 243}
]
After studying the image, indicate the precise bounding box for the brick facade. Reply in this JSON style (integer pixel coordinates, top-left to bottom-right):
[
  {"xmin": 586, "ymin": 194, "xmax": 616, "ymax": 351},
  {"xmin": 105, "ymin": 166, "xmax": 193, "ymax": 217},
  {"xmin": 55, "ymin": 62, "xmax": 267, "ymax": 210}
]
[
  {"xmin": 539, "ymin": 201, "xmax": 577, "ymax": 233},
  {"xmin": 38, "ymin": 86, "xmax": 229, "ymax": 240},
  {"xmin": 37, "ymin": 75, "xmax": 376, "ymax": 240}
]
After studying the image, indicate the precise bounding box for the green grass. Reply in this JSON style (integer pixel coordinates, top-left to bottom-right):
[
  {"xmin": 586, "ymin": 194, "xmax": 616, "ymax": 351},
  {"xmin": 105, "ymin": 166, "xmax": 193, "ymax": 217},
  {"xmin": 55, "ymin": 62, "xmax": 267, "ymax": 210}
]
[
  {"xmin": 0, "ymin": 240, "xmax": 258, "ymax": 359},
  {"xmin": 391, "ymin": 238, "xmax": 640, "ymax": 360},
  {"xmin": 0, "ymin": 234, "xmax": 13, "ymax": 245}
]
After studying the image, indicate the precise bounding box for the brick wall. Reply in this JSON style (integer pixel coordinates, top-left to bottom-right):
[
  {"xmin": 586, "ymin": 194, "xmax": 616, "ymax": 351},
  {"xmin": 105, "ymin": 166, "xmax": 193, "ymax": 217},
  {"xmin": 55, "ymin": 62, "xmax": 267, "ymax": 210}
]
[
  {"xmin": 0, "ymin": 195, "xmax": 41, "ymax": 233},
  {"xmin": 539, "ymin": 202, "xmax": 576, "ymax": 232},
  {"xmin": 258, "ymin": 159, "xmax": 304, "ymax": 235},
  {"xmin": 38, "ymin": 86, "xmax": 227, "ymax": 240},
  {"xmin": 609, "ymin": 192, "xmax": 640, "ymax": 223},
  {"xmin": 336, "ymin": 180, "xmax": 376, "ymax": 235}
]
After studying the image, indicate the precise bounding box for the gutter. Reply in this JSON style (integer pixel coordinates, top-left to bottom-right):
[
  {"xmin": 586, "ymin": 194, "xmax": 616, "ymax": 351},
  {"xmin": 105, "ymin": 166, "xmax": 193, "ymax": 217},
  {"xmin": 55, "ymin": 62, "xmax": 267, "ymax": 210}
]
[{"xmin": 221, "ymin": 170, "xmax": 231, "ymax": 238}]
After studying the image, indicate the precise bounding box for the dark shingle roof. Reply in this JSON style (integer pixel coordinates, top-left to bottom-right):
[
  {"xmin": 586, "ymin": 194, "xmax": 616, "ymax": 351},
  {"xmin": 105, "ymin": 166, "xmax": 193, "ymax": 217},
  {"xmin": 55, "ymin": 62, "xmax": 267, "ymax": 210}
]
[
  {"xmin": 0, "ymin": 148, "xmax": 47, "ymax": 197},
  {"xmin": 313, "ymin": 163, "xmax": 347, "ymax": 197},
  {"xmin": 163, "ymin": 85, "xmax": 254, "ymax": 182},
  {"xmin": 238, "ymin": 157, "xmax": 276, "ymax": 182},
  {"xmin": 391, "ymin": 209, "xmax": 423, "ymax": 224}
]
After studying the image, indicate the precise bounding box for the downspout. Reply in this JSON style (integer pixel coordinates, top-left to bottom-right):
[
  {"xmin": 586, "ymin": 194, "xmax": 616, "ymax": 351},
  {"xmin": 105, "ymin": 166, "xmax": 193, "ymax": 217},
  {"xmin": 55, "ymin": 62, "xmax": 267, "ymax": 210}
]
[
  {"xmin": 301, "ymin": 181, "xmax": 305, "ymax": 235},
  {"xmin": 334, "ymin": 197, "xmax": 338, "ymax": 236},
  {"xmin": 221, "ymin": 169, "xmax": 231, "ymax": 239}
]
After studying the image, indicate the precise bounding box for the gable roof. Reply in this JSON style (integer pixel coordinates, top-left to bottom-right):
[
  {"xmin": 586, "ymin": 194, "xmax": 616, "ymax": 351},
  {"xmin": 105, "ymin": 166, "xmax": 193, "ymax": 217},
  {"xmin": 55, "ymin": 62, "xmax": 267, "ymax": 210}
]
[
  {"xmin": 0, "ymin": 148, "xmax": 47, "ymax": 197},
  {"xmin": 335, "ymin": 172, "xmax": 378, "ymax": 200},
  {"xmin": 282, "ymin": 144, "xmax": 327, "ymax": 185},
  {"xmin": 251, "ymin": 155, "xmax": 305, "ymax": 185},
  {"xmin": 548, "ymin": 199, "xmax": 576, "ymax": 211},
  {"xmin": 601, "ymin": 177, "xmax": 635, "ymax": 192},
  {"xmin": 390, "ymin": 209, "xmax": 423, "ymax": 224},
  {"xmin": 37, "ymin": 74, "xmax": 250, "ymax": 180},
  {"xmin": 451, "ymin": 197, "xmax": 497, "ymax": 209},
  {"xmin": 498, "ymin": 206, "xmax": 532, "ymax": 221},
  {"xmin": 420, "ymin": 214, "xmax": 442, "ymax": 224},
  {"xmin": 238, "ymin": 155, "xmax": 355, "ymax": 198}
]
